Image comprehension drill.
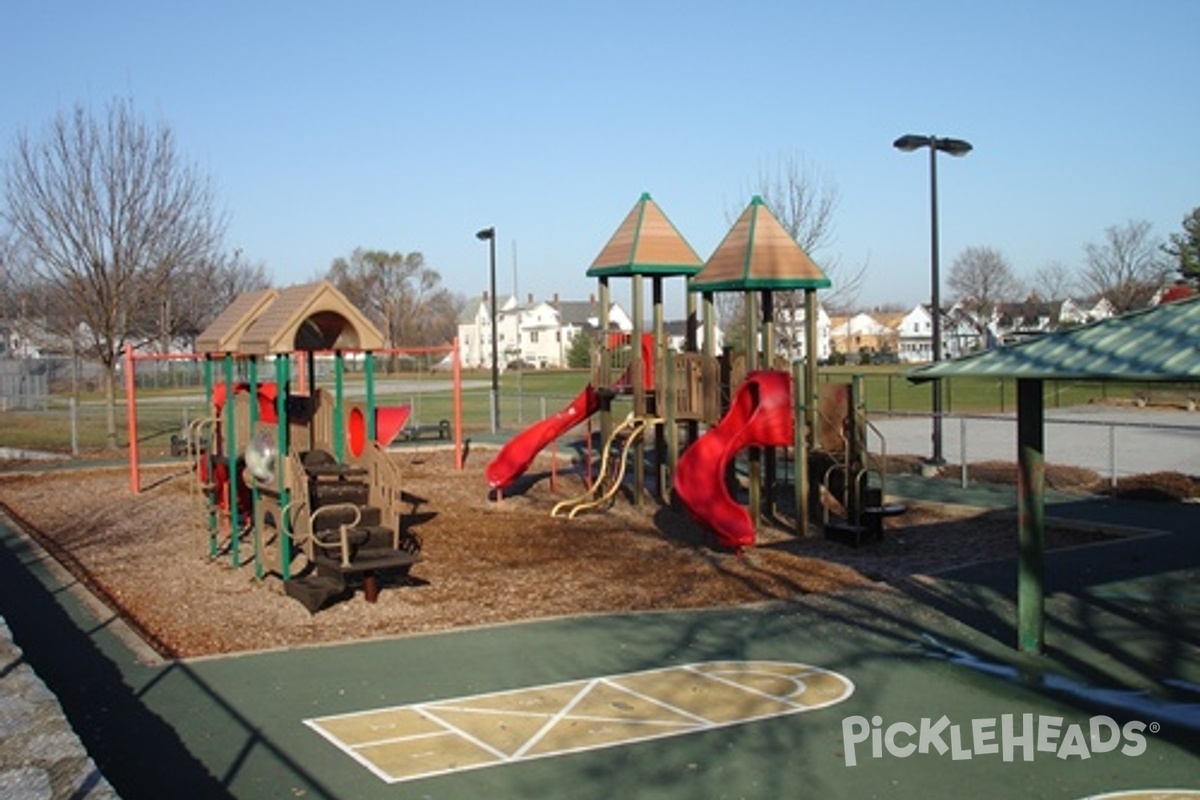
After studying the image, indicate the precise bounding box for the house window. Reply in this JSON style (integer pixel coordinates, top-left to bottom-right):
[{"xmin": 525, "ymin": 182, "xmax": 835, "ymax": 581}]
[{"xmin": 530, "ymin": 331, "xmax": 539, "ymax": 344}]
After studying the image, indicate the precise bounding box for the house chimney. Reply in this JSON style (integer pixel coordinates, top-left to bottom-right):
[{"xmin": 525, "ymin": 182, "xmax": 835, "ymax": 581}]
[
  {"xmin": 553, "ymin": 292, "xmax": 559, "ymax": 304},
  {"xmin": 589, "ymin": 293, "xmax": 595, "ymax": 304},
  {"xmin": 528, "ymin": 293, "xmax": 533, "ymax": 305},
  {"xmin": 482, "ymin": 290, "xmax": 489, "ymax": 302}
]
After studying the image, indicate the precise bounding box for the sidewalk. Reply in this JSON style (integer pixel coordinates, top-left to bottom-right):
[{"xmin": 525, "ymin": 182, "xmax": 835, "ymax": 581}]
[{"xmin": 0, "ymin": 616, "xmax": 119, "ymax": 799}]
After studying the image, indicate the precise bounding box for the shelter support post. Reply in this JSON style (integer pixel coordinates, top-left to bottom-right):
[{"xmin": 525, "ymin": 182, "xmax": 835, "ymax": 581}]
[{"xmin": 1017, "ymin": 378, "xmax": 1046, "ymax": 654}]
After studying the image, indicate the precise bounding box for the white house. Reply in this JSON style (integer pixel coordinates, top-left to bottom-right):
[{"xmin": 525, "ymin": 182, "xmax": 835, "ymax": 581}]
[
  {"xmin": 896, "ymin": 304, "xmax": 980, "ymax": 363},
  {"xmin": 456, "ymin": 293, "xmax": 632, "ymax": 369},
  {"xmin": 829, "ymin": 312, "xmax": 897, "ymax": 358},
  {"xmin": 457, "ymin": 293, "xmax": 518, "ymax": 370},
  {"xmin": 773, "ymin": 302, "xmax": 832, "ymax": 363},
  {"xmin": 662, "ymin": 320, "xmax": 725, "ymax": 354}
]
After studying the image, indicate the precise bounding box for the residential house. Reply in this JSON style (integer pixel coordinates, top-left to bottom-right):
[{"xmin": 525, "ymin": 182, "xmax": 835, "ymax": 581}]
[
  {"xmin": 0, "ymin": 320, "xmax": 41, "ymax": 359},
  {"xmin": 662, "ymin": 319, "xmax": 725, "ymax": 354},
  {"xmin": 456, "ymin": 292, "xmax": 632, "ymax": 370},
  {"xmin": 773, "ymin": 302, "xmax": 832, "ymax": 363},
  {"xmin": 829, "ymin": 312, "xmax": 898, "ymax": 360},
  {"xmin": 896, "ymin": 304, "xmax": 980, "ymax": 363},
  {"xmin": 457, "ymin": 293, "xmax": 518, "ymax": 370},
  {"xmin": 989, "ymin": 298, "xmax": 1064, "ymax": 345}
]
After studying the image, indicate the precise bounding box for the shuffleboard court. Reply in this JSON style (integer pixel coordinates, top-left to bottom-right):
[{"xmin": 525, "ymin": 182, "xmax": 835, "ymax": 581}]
[{"xmin": 305, "ymin": 660, "xmax": 854, "ymax": 784}]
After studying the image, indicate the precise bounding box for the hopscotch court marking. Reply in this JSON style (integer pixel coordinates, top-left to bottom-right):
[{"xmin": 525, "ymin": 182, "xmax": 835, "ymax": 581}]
[{"xmin": 305, "ymin": 660, "xmax": 854, "ymax": 784}]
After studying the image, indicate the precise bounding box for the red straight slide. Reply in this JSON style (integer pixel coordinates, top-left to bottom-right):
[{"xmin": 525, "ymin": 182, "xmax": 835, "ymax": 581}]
[
  {"xmin": 673, "ymin": 370, "xmax": 795, "ymax": 550},
  {"xmin": 486, "ymin": 384, "xmax": 601, "ymax": 489}
]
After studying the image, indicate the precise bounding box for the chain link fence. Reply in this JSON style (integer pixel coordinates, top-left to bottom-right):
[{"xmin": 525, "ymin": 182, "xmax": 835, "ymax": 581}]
[
  {"xmin": 3, "ymin": 362, "xmax": 1198, "ymax": 486},
  {"xmin": 868, "ymin": 407, "xmax": 1200, "ymax": 487}
]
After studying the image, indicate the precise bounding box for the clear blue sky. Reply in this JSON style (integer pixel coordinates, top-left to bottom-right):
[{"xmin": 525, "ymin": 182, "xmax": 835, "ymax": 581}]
[{"xmin": 4, "ymin": 0, "xmax": 1197, "ymax": 319}]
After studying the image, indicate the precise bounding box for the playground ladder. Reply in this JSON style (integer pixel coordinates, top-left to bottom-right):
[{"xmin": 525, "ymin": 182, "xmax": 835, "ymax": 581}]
[{"xmin": 551, "ymin": 414, "xmax": 661, "ymax": 519}]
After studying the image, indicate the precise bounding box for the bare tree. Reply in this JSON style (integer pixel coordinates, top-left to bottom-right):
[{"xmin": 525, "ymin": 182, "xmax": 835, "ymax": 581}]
[
  {"xmin": 167, "ymin": 251, "xmax": 271, "ymax": 346},
  {"xmin": 326, "ymin": 248, "xmax": 458, "ymax": 367},
  {"xmin": 2, "ymin": 99, "xmax": 227, "ymax": 447},
  {"xmin": 947, "ymin": 245, "xmax": 1023, "ymax": 333},
  {"xmin": 0, "ymin": 233, "xmax": 21, "ymax": 320},
  {"xmin": 1031, "ymin": 260, "xmax": 1078, "ymax": 301},
  {"xmin": 731, "ymin": 153, "xmax": 866, "ymax": 357},
  {"xmin": 1081, "ymin": 220, "xmax": 1170, "ymax": 313}
]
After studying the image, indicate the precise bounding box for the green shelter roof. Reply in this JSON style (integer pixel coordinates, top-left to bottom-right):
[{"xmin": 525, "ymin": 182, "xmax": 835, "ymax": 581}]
[
  {"xmin": 690, "ymin": 196, "xmax": 831, "ymax": 293},
  {"xmin": 586, "ymin": 193, "xmax": 705, "ymax": 278},
  {"xmin": 910, "ymin": 295, "xmax": 1200, "ymax": 383}
]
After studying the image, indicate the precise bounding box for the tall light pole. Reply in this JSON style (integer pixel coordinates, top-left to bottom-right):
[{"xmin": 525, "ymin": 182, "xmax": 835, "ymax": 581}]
[
  {"xmin": 476, "ymin": 226, "xmax": 499, "ymax": 434},
  {"xmin": 894, "ymin": 133, "xmax": 972, "ymax": 466}
]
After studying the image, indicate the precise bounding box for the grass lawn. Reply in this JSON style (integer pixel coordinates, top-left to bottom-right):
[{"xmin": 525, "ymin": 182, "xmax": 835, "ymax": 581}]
[{"xmin": 1, "ymin": 363, "xmax": 1184, "ymax": 456}]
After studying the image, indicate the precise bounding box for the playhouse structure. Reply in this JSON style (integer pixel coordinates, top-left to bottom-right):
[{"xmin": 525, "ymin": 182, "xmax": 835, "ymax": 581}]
[
  {"xmin": 487, "ymin": 193, "xmax": 903, "ymax": 549},
  {"xmin": 174, "ymin": 281, "xmax": 461, "ymax": 611}
]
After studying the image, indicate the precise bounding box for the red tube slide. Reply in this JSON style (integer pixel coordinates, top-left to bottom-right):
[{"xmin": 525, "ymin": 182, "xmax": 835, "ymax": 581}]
[
  {"xmin": 486, "ymin": 385, "xmax": 601, "ymax": 489},
  {"xmin": 673, "ymin": 370, "xmax": 794, "ymax": 549}
]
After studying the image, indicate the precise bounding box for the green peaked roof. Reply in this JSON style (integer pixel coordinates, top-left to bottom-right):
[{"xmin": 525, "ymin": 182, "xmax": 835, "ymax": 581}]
[
  {"xmin": 690, "ymin": 196, "xmax": 831, "ymax": 292},
  {"xmin": 910, "ymin": 295, "xmax": 1200, "ymax": 382},
  {"xmin": 587, "ymin": 192, "xmax": 704, "ymax": 277}
]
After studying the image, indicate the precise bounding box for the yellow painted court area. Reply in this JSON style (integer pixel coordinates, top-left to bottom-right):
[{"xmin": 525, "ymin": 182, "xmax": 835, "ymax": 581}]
[{"xmin": 305, "ymin": 660, "xmax": 854, "ymax": 784}]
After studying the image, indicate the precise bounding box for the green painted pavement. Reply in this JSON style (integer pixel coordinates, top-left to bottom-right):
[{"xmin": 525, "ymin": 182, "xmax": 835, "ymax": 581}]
[{"xmin": 2, "ymin": 494, "xmax": 1199, "ymax": 799}]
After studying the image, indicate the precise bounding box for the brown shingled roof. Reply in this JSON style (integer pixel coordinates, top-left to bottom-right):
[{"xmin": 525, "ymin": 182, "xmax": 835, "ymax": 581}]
[
  {"xmin": 194, "ymin": 289, "xmax": 278, "ymax": 354},
  {"xmin": 690, "ymin": 196, "xmax": 831, "ymax": 292},
  {"xmin": 587, "ymin": 193, "xmax": 704, "ymax": 278},
  {"xmin": 195, "ymin": 281, "xmax": 385, "ymax": 355}
]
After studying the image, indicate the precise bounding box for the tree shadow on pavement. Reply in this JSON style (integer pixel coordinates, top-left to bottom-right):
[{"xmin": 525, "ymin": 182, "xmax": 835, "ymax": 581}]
[{"xmin": 0, "ymin": 517, "xmax": 343, "ymax": 800}]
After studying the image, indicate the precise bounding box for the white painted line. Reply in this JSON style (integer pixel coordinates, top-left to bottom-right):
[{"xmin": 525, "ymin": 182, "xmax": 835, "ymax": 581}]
[{"xmin": 305, "ymin": 660, "xmax": 855, "ymax": 785}]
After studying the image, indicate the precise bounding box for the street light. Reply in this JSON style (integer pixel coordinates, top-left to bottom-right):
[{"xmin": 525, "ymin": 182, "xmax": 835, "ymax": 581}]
[
  {"xmin": 476, "ymin": 226, "xmax": 499, "ymax": 434},
  {"xmin": 894, "ymin": 134, "xmax": 972, "ymax": 466}
]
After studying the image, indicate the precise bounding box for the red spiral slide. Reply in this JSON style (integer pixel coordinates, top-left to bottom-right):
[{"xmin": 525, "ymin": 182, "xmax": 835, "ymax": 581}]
[
  {"xmin": 673, "ymin": 370, "xmax": 795, "ymax": 549},
  {"xmin": 485, "ymin": 384, "xmax": 601, "ymax": 489}
]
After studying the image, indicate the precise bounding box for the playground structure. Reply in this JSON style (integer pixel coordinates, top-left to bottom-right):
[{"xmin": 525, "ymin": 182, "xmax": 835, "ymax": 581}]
[
  {"xmin": 486, "ymin": 193, "xmax": 904, "ymax": 549},
  {"xmin": 124, "ymin": 281, "xmax": 464, "ymax": 611}
]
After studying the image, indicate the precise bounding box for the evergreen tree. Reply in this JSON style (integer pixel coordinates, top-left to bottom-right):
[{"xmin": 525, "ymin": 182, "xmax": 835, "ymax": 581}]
[
  {"xmin": 1163, "ymin": 207, "xmax": 1200, "ymax": 286},
  {"xmin": 566, "ymin": 330, "xmax": 593, "ymax": 369}
]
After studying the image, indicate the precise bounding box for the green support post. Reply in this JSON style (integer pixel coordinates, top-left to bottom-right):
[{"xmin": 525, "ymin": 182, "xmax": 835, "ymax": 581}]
[
  {"xmin": 248, "ymin": 356, "xmax": 262, "ymax": 579},
  {"xmin": 204, "ymin": 355, "xmax": 217, "ymax": 557},
  {"xmin": 365, "ymin": 351, "xmax": 376, "ymax": 445},
  {"xmin": 275, "ymin": 356, "xmax": 292, "ymax": 580},
  {"xmin": 223, "ymin": 353, "xmax": 240, "ymax": 568},
  {"xmin": 1017, "ymin": 378, "xmax": 1046, "ymax": 653},
  {"xmin": 334, "ymin": 351, "xmax": 345, "ymax": 463}
]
